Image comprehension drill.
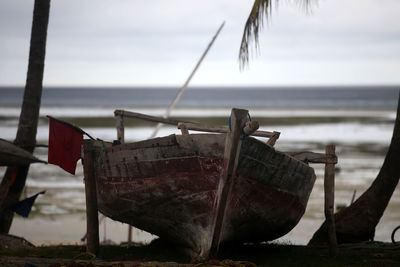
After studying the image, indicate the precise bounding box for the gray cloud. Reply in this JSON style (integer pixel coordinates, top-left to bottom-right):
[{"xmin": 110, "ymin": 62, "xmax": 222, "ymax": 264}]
[{"xmin": 1, "ymin": 0, "xmax": 399, "ymax": 86}]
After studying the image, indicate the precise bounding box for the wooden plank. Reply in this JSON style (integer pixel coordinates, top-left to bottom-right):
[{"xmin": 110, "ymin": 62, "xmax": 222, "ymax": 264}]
[
  {"xmin": 114, "ymin": 109, "xmax": 185, "ymax": 126},
  {"xmin": 178, "ymin": 122, "xmax": 227, "ymax": 134},
  {"xmin": 115, "ymin": 115, "xmax": 125, "ymax": 143},
  {"xmin": 114, "ymin": 115, "xmax": 133, "ymax": 245},
  {"xmin": 83, "ymin": 140, "xmax": 99, "ymax": 255},
  {"xmin": 111, "ymin": 135, "xmax": 178, "ymax": 152},
  {"xmin": 180, "ymin": 124, "xmax": 189, "ymax": 135},
  {"xmin": 286, "ymin": 151, "xmax": 338, "ymax": 164},
  {"xmin": 208, "ymin": 108, "xmax": 249, "ymax": 259},
  {"xmin": 324, "ymin": 144, "xmax": 338, "ymax": 257},
  {"xmin": 177, "ymin": 122, "xmax": 274, "ymax": 138},
  {"xmin": 114, "ymin": 109, "xmax": 277, "ymax": 139},
  {"xmin": 266, "ymin": 131, "xmax": 280, "ymax": 147}
]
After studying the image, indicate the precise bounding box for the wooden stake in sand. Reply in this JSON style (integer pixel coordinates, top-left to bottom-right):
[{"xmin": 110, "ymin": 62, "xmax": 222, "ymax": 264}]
[
  {"xmin": 115, "ymin": 115, "xmax": 125, "ymax": 144},
  {"xmin": 286, "ymin": 147, "xmax": 338, "ymax": 256},
  {"xmin": 83, "ymin": 140, "xmax": 99, "ymax": 255},
  {"xmin": 324, "ymin": 144, "xmax": 338, "ymax": 257},
  {"xmin": 114, "ymin": 115, "xmax": 134, "ymax": 245}
]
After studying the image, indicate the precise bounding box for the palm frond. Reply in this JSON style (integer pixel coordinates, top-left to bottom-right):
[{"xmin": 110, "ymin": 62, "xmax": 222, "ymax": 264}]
[
  {"xmin": 239, "ymin": 0, "xmax": 271, "ymax": 69},
  {"xmin": 239, "ymin": 0, "xmax": 314, "ymax": 69}
]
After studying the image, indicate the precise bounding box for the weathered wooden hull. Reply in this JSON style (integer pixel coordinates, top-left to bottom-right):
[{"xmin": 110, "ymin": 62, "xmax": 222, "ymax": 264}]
[{"xmin": 90, "ymin": 134, "xmax": 315, "ymax": 256}]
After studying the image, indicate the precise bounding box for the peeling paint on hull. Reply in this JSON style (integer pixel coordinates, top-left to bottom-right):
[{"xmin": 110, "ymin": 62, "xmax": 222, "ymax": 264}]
[{"xmin": 90, "ymin": 134, "xmax": 316, "ymax": 256}]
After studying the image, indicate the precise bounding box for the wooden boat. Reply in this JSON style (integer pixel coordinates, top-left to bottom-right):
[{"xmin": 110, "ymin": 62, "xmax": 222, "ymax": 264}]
[
  {"xmin": 84, "ymin": 108, "xmax": 317, "ymax": 258},
  {"xmin": 0, "ymin": 139, "xmax": 46, "ymax": 166}
]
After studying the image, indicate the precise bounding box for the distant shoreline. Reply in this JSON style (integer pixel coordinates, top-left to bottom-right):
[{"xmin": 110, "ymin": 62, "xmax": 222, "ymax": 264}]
[
  {"xmin": 1, "ymin": 85, "xmax": 399, "ymax": 89},
  {"xmin": 1, "ymin": 86, "xmax": 398, "ymax": 109}
]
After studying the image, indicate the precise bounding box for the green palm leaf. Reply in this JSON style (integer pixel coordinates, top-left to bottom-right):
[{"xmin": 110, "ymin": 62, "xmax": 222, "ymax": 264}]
[{"xmin": 239, "ymin": 0, "xmax": 314, "ymax": 69}]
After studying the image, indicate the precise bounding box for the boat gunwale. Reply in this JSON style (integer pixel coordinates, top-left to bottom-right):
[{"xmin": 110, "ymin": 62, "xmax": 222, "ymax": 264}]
[{"xmin": 86, "ymin": 133, "xmax": 314, "ymax": 171}]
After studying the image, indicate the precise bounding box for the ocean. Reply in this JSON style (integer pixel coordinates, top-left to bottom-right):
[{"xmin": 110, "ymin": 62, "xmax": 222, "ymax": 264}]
[
  {"xmin": 0, "ymin": 85, "xmax": 399, "ymax": 246},
  {"xmin": 0, "ymin": 86, "xmax": 397, "ymax": 109}
]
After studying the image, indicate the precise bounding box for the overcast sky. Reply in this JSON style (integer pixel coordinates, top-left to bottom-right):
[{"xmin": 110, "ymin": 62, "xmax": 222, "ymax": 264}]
[{"xmin": 1, "ymin": 0, "xmax": 400, "ymax": 87}]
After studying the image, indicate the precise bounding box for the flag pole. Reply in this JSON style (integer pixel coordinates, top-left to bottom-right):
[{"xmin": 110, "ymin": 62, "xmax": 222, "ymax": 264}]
[{"xmin": 149, "ymin": 21, "xmax": 225, "ymax": 138}]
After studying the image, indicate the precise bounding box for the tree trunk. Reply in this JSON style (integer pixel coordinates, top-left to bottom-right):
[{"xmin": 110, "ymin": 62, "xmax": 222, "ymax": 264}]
[
  {"xmin": 0, "ymin": 0, "xmax": 51, "ymax": 233},
  {"xmin": 309, "ymin": 93, "xmax": 400, "ymax": 245}
]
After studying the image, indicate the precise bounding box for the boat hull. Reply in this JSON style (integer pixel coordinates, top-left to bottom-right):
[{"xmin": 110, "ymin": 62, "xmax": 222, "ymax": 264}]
[{"xmin": 90, "ymin": 134, "xmax": 316, "ymax": 256}]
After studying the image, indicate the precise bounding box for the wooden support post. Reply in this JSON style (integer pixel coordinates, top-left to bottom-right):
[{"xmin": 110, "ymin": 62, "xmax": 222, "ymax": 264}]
[
  {"xmin": 83, "ymin": 141, "xmax": 99, "ymax": 255},
  {"xmin": 179, "ymin": 123, "xmax": 189, "ymax": 135},
  {"xmin": 207, "ymin": 108, "xmax": 249, "ymax": 259},
  {"xmin": 177, "ymin": 121, "xmax": 273, "ymax": 138},
  {"xmin": 324, "ymin": 144, "xmax": 338, "ymax": 257},
  {"xmin": 285, "ymin": 151, "xmax": 337, "ymax": 164},
  {"xmin": 127, "ymin": 225, "xmax": 132, "ymax": 246},
  {"xmin": 267, "ymin": 131, "xmax": 280, "ymax": 147},
  {"xmin": 116, "ymin": 115, "xmax": 125, "ymax": 143},
  {"xmin": 114, "ymin": 115, "xmax": 132, "ymax": 245}
]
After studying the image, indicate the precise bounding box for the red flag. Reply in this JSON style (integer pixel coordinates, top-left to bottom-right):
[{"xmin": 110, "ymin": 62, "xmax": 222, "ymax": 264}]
[{"xmin": 48, "ymin": 117, "xmax": 83, "ymax": 174}]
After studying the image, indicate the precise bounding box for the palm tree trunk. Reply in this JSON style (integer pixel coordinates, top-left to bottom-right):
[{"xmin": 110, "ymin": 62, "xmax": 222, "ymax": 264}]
[
  {"xmin": 309, "ymin": 93, "xmax": 400, "ymax": 245},
  {"xmin": 0, "ymin": 0, "xmax": 51, "ymax": 233}
]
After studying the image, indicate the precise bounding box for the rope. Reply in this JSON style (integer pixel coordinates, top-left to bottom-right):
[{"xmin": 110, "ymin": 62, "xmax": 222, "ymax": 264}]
[
  {"xmin": 392, "ymin": 225, "xmax": 400, "ymax": 244},
  {"xmin": 82, "ymin": 140, "xmax": 106, "ymax": 154},
  {"xmin": 99, "ymin": 139, "xmax": 106, "ymax": 152},
  {"xmin": 82, "ymin": 141, "xmax": 107, "ymax": 171},
  {"xmin": 83, "ymin": 145, "xmax": 100, "ymax": 153}
]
